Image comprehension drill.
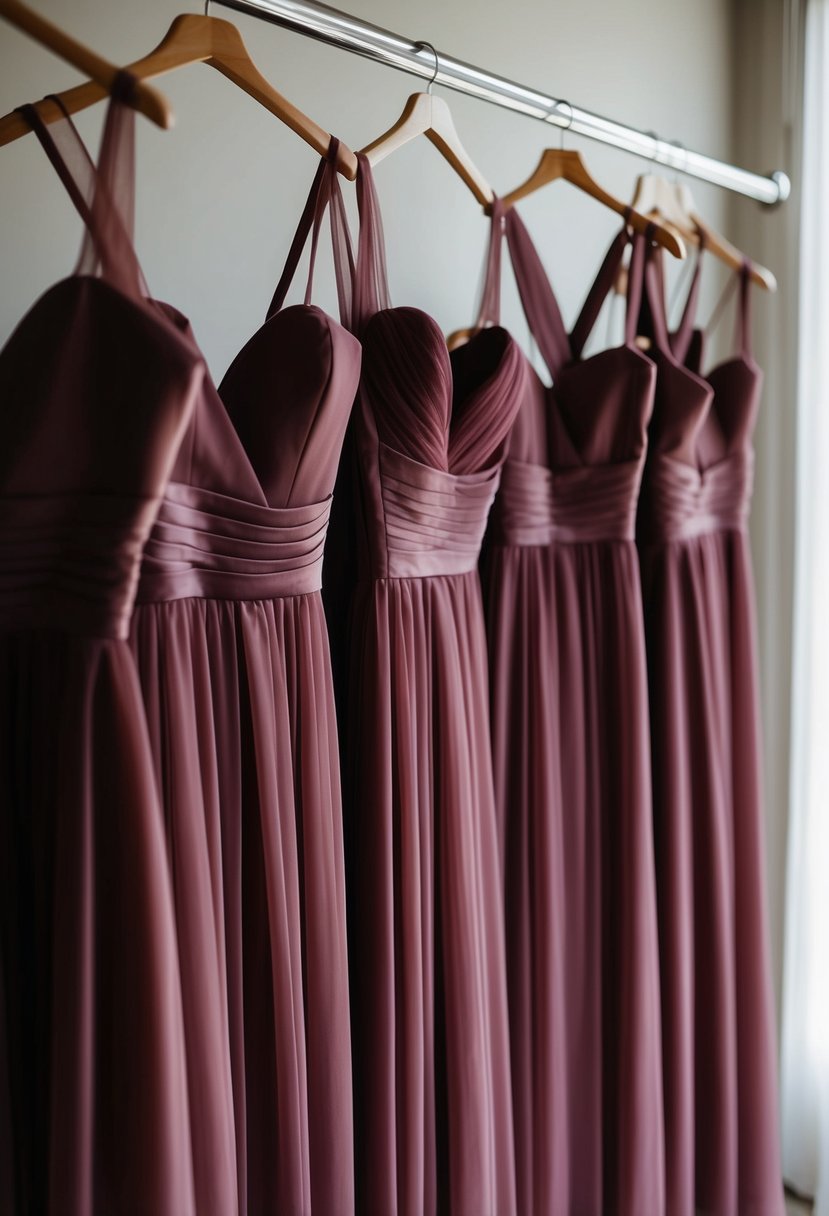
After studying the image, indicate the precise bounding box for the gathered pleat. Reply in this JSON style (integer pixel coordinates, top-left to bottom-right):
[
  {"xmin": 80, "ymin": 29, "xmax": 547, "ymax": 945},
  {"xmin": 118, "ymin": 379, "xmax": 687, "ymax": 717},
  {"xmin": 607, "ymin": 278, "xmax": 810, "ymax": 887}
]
[{"xmin": 130, "ymin": 593, "xmax": 354, "ymax": 1216}]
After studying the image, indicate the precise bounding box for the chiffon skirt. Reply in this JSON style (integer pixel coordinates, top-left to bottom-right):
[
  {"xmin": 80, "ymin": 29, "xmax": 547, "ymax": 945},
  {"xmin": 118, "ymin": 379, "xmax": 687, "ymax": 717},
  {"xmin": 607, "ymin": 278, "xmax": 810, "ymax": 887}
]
[
  {"xmin": 486, "ymin": 537, "xmax": 665, "ymax": 1216},
  {"xmin": 641, "ymin": 529, "xmax": 784, "ymax": 1216},
  {"xmin": 0, "ymin": 632, "xmax": 195, "ymax": 1215},
  {"xmin": 131, "ymin": 593, "xmax": 354, "ymax": 1216},
  {"xmin": 346, "ymin": 572, "xmax": 516, "ymax": 1216}
]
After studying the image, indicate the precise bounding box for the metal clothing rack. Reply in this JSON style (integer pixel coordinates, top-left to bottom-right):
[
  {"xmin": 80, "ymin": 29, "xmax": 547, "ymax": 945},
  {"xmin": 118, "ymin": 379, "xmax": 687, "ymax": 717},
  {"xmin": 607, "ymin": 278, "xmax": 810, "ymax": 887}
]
[{"xmin": 213, "ymin": 0, "xmax": 790, "ymax": 207}]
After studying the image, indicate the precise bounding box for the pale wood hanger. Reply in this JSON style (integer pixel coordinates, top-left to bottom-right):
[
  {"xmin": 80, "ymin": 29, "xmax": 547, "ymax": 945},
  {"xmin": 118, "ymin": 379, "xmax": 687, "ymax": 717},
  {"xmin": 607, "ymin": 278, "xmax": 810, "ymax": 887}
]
[
  {"xmin": 359, "ymin": 41, "xmax": 494, "ymax": 207},
  {"xmin": 0, "ymin": 0, "xmax": 173, "ymax": 140},
  {"xmin": 631, "ymin": 171, "xmax": 777, "ymax": 291},
  {"xmin": 0, "ymin": 10, "xmax": 359, "ymax": 179},
  {"xmin": 502, "ymin": 146, "xmax": 686, "ymax": 259}
]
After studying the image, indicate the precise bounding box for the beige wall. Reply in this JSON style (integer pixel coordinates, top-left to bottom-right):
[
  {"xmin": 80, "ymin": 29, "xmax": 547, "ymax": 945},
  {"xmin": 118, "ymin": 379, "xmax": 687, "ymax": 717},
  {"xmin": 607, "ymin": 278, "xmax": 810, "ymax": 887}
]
[{"xmin": 2, "ymin": 0, "xmax": 794, "ymax": 1013}]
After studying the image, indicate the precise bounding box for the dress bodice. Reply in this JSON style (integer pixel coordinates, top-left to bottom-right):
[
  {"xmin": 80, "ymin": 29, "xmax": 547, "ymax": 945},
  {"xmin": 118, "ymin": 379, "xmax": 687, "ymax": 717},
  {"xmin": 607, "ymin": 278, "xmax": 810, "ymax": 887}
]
[
  {"xmin": 0, "ymin": 84, "xmax": 204, "ymax": 639},
  {"xmin": 349, "ymin": 156, "xmax": 527, "ymax": 579},
  {"xmin": 136, "ymin": 139, "xmax": 362, "ymax": 604}
]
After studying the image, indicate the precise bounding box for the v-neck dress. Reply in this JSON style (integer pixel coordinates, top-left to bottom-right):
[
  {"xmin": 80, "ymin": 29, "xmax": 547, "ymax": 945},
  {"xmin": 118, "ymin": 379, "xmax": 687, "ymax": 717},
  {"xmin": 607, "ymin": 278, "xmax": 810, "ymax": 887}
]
[
  {"xmin": 129, "ymin": 141, "xmax": 360, "ymax": 1216},
  {"xmin": 636, "ymin": 245, "xmax": 785, "ymax": 1216},
  {"xmin": 478, "ymin": 204, "xmax": 666, "ymax": 1216},
  {"xmin": 334, "ymin": 156, "xmax": 524, "ymax": 1216}
]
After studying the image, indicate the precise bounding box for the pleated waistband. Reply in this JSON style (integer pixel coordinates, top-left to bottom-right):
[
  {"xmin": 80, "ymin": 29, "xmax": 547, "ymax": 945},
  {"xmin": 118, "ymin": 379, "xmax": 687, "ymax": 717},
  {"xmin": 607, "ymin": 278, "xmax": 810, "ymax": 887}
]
[
  {"xmin": 377, "ymin": 443, "xmax": 500, "ymax": 578},
  {"xmin": 491, "ymin": 457, "xmax": 642, "ymax": 545},
  {"xmin": 638, "ymin": 450, "xmax": 753, "ymax": 544},
  {"xmin": 136, "ymin": 482, "xmax": 332, "ymax": 602},
  {"xmin": 0, "ymin": 490, "xmax": 160, "ymax": 638}
]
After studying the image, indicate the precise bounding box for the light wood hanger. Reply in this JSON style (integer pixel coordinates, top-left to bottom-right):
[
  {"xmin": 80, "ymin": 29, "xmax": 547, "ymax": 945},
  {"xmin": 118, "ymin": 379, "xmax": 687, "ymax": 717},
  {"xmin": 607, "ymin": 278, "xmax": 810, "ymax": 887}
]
[
  {"xmin": 502, "ymin": 147, "xmax": 686, "ymax": 259},
  {"xmin": 359, "ymin": 42, "xmax": 494, "ymax": 207},
  {"xmin": 0, "ymin": 0, "xmax": 173, "ymax": 139},
  {"xmin": 0, "ymin": 10, "xmax": 359, "ymax": 179},
  {"xmin": 631, "ymin": 172, "xmax": 776, "ymax": 291}
]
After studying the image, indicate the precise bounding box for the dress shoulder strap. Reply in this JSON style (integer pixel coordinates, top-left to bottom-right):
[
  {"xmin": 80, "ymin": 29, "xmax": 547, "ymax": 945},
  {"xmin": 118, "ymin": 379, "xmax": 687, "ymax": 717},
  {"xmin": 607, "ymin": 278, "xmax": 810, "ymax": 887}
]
[
  {"xmin": 16, "ymin": 73, "xmax": 147, "ymax": 303},
  {"xmin": 503, "ymin": 206, "xmax": 571, "ymax": 380},
  {"xmin": 352, "ymin": 152, "xmax": 391, "ymax": 335},
  {"xmin": 267, "ymin": 137, "xmax": 355, "ymax": 329},
  {"xmin": 703, "ymin": 256, "xmax": 755, "ymax": 361}
]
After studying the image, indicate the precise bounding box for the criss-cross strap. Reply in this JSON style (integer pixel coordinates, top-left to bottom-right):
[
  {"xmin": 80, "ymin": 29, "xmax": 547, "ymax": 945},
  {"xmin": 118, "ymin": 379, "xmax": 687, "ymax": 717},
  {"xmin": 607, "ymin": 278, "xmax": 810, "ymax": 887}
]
[
  {"xmin": 15, "ymin": 72, "xmax": 147, "ymax": 303},
  {"xmin": 569, "ymin": 218, "xmax": 634, "ymax": 359},
  {"xmin": 352, "ymin": 152, "xmax": 392, "ymax": 335},
  {"xmin": 473, "ymin": 197, "xmax": 506, "ymax": 330},
  {"xmin": 703, "ymin": 255, "xmax": 755, "ymax": 361},
  {"xmin": 671, "ymin": 233, "xmax": 705, "ymax": 362},
  {"xmin": 638, "ymin": 234, "xmax": 706, "ymax": 363},
  {"xmin": 503, "ymin": 206, "xmax": 571, "ymax": 380},
  {"xmin": 267, "ymin": 137, "xmax": 355, "ymax": 328}
]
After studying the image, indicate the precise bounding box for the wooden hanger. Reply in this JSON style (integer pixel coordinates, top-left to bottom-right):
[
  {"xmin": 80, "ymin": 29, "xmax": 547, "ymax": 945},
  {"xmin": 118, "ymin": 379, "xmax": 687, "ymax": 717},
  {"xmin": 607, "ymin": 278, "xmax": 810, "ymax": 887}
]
[
  {"xmin": 502, "ymin": 147, "xmax": 685, "ymax": 259},
  {"xmin": 0, "ymin": 11, "xmax": 359, "ymax": 179},
  {"xmin": 359, "ymin": 43, "xmax": 494, "ymax": 207},
  {"xmin": 631, "ymin": 172, "xmax": 776, "ymax": 290},
  {"xmin": 0, "ymin": 0, "xmax": 173, "ymax": 141}
]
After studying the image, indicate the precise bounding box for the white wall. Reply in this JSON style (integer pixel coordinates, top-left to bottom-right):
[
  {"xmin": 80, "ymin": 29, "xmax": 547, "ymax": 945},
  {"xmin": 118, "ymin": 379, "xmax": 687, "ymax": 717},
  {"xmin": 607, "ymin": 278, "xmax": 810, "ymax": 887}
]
[{"xmin": 0, "ymin": 0, "xmax": 735, "ymax": 381}]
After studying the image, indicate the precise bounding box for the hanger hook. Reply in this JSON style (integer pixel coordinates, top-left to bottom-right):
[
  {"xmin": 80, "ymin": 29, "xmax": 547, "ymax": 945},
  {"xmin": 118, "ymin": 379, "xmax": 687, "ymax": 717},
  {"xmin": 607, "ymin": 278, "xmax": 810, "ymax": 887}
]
[
  {"xmin": 553, "ymin": 98, "xmax": 574, "ymax": 150},
  {"xmin": 413, "ymin": 40, "xmax": 439, "ymax": 94}
]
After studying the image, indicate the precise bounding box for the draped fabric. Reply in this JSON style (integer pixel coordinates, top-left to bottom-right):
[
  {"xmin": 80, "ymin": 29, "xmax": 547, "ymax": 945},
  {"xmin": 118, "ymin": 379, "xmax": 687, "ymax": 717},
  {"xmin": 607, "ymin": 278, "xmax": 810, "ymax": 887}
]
[
  {"xmin": 336, "ymin": 157, "xmax": 522, "ymax": 1216},
  {"xmin": 636, "ymin": 242, "xmax": 785, "ymax": 1216},
  {"xmin": 477, "ymin": 203, "xmax": 666, "ymax": 1216},
  {"xmin": 0, "ymin": 73, "xmax": 787, "ymax": 1216},
  {"xmin": 0, "ymin": 87, "xmax": 203, "ymax": 1214},
  {"xmin": 130, "ymin": 141, "xmax": 359, "ymax": 1216}
]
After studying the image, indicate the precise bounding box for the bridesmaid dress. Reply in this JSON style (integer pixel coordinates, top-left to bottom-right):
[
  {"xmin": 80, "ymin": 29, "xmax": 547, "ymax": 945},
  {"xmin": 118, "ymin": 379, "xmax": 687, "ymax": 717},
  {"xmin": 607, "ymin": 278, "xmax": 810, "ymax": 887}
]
[
  {"xmin": 636, "ymin": 243, "xmax": 785, "ymax": 1216},
  {"xmin": 480, "ymin": 204, "xmax": 666, "ymax": 1215},
  {"xmin": 130, "ymin": 140, "xmax": 360, "ymax": 1216},
  {"xmin": 338, "ymin": 156, "xmax": 523, "ymax": 1216},
  {"xmin": 0, "ymin": 85, "xmax": 201, "ymax": 1213}
]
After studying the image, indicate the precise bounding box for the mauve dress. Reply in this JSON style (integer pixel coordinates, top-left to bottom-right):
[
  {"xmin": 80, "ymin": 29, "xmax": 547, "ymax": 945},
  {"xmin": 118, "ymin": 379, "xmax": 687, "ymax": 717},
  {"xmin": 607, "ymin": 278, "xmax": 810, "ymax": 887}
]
[
  {"xmin": 636, "ymin": 244, "xmax": 785, "ymax": 1216},
  {"xmin": 130, "ymin": 140, "xmax": 359, "ymax": 1216},
  {"xmin": 338, "ymin": 156, "xmax": 522, "ymax": 1216},
  {"xmin": 0, "ymin": 92, "xmax": 201, "ymax": 1212},
  {"xmin": 481, "ymin": 205, "xmax": 666, "ymax": 1215}
]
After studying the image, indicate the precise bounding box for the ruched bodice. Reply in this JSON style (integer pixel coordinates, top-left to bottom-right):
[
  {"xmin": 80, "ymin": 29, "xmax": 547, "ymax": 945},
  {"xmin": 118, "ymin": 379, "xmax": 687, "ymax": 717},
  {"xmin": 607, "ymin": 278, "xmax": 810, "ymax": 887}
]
[
  {"xmin": 0, "ymin": 271, "xmax": 203, "ymax": 640},
  {"xmin": 355, "ymin": 301, "xmax": 526, "ymax": 579},
  {"xmin": 483, "ymin": 208, "xmax": 656, "ymax": 553}
]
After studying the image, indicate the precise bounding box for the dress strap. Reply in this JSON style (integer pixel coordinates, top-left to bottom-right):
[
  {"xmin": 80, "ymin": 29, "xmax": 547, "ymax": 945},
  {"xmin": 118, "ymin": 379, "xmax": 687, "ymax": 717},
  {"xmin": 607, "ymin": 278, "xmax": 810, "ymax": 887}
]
[
  {"xmin": 352, "ymin": 152, "xmax": 391, "ymax": 335},
  {"xmin": 15, "ymin": 73, "xmax": 147, "ymax": 303},
  {"xmin": 640, "ymin": 231, "xmax": 675, "ymax": 355},
  {"xmin": 670, "ymin": 234, "xmax": 705, "ymax": 362},
  {"xmin": 703, "ymin": 256, "xmax": 754, "ymax": 361},
  {"xmin": 503, "ymin": 206, "xmax": 571, "ymax": 380},
  {"xmin": 474, "ymin": 198, "xmax": 506, "ymax": 329},
  {"xmin": 570, "ymin": 214, "xmax": 634, "ymax": 358},
  {"xmin": 267, "ymin": 137, "xmax": 355, "ymax": 328}
]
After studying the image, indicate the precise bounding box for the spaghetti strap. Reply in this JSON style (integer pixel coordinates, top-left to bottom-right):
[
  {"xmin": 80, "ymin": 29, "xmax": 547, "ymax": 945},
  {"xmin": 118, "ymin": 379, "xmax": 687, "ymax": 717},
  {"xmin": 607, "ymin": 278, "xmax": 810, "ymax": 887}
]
[
  {"xmin": 737, "ymin": 259, "xmax": 754, "ymax": 359},
  {"xmin": 504, "ymin": 206, "xmax": 571, "ymax": 379},
  {"xmin": 474, "ymin": 198, "xmax": 506, "ymax": 329},
  {"xmin": 267, "ymin": 137, "xmax": 355, "ymax": 328},
  {"xmin": 570, "ymin": 225, "xmax": 632, "ymax": 358},
  {"xmin": 671, "ymin": 237, "xmax": 705, "ymax": 362},
  {"xmin": 15, "ymin": 74, "xmax": 147, "ymax": 303},
  {"xmin": 352, "ymin": 152, "xmax": 391, "ymax": 334},
  {"xmin": 703, "ymin": 257, "xmax": 754, "ymax": 361},
  {"xmin": 641, "ymin": 232, "xmax": 674, "ymax": 354}
]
